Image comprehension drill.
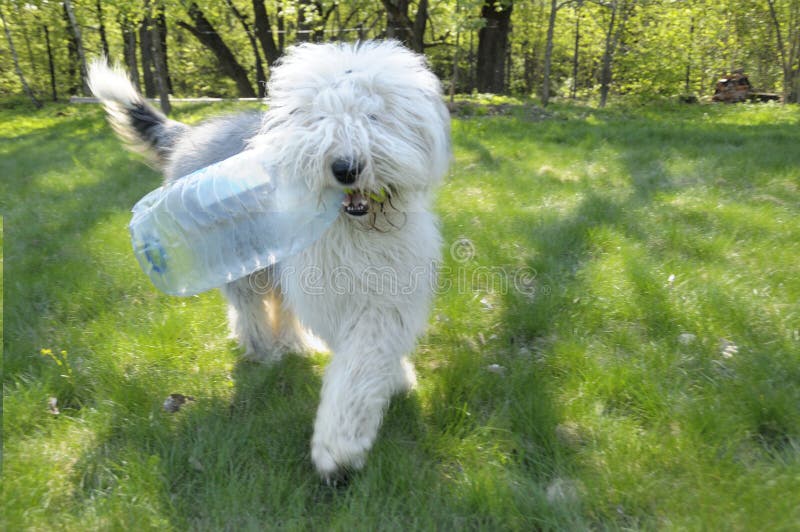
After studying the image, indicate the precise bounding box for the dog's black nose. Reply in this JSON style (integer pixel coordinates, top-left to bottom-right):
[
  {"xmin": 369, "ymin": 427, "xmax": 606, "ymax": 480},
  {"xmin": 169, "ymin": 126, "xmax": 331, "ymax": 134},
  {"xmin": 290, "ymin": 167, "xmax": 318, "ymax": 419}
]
[{"xmin": 331, "ymin": 159, "xmax": 360, "ymax": 185}]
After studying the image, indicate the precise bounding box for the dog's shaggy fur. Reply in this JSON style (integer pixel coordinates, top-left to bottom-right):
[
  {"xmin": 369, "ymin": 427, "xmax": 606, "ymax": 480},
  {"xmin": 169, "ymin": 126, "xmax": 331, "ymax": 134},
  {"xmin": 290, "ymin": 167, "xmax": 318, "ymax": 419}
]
[{"xmin": 89, "ymin": 41, "xmax": 450, "ymax": 481}]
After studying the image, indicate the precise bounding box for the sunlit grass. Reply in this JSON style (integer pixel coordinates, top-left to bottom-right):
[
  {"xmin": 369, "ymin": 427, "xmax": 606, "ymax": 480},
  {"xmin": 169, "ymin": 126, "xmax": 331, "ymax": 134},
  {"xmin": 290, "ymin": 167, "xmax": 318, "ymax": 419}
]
[{"xmin": 3, "ymin": 100, "xmax": 799, "ymax": 529}]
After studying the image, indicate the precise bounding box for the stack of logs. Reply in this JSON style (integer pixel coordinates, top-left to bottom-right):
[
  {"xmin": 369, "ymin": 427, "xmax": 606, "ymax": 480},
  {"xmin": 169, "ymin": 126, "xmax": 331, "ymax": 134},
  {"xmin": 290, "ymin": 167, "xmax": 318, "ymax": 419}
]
[{"xmin": 712, "ymin": 71, "xmax": 781, "ymax": 103}]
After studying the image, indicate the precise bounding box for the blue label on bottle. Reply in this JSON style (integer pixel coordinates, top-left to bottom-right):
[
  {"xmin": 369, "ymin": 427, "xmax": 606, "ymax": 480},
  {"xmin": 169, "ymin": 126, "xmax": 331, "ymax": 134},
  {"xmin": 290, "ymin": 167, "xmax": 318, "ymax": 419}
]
[{"xmin": 144, "ymin": 239, "xmax": 168, "ymax": 274}]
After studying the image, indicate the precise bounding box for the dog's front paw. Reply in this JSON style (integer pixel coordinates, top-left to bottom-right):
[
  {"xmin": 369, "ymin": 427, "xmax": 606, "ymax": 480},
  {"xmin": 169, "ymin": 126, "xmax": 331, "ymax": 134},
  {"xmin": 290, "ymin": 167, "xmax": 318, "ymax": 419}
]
[{"xmin": 311, "ymin": 429, "xmax": 370, "ymax": 483}]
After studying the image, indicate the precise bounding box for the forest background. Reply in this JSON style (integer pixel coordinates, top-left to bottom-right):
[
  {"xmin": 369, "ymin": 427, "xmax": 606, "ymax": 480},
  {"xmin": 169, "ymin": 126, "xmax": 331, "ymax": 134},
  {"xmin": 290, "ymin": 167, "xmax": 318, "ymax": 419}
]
[{"xmin": 2, "ymin": 0, "xmax": 799, "ymax": 108}]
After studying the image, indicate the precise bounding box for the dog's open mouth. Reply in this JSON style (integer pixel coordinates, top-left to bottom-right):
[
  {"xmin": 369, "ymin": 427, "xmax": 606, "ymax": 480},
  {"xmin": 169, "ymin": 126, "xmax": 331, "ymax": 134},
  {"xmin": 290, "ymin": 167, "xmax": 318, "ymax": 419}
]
[
  {"xmin": 342, "ymin": 188, "xmax": 388, "ymax": 217},
  {"xmin": 342, "ymin": 190, "xmax": 370, "ymax": 216}
]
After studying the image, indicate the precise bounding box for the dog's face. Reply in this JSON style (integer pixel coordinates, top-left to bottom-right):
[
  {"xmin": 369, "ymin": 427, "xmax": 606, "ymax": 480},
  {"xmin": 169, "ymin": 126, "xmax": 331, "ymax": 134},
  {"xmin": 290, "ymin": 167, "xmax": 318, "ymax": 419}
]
[{"xmin": 252, "ymin": 41, "xmax": 451, "ymax": 218}]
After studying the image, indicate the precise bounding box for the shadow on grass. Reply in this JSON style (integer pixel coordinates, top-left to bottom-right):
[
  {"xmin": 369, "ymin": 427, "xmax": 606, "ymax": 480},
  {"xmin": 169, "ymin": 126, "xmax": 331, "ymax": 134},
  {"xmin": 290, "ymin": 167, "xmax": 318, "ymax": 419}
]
[
  {"xmin": 67, "ymin": 353, "xmax": 323, "ymax": 528},
  {"xmin": 449, "ymin": 107, "xmax": 800, "ymax": 525},
  {"xmin": 66, "ymin": 347, "xmax": 562, "ymax": 528},
  {"xmin": 5, "ymin": 103, "xmax": 799, "ymax": 528}
]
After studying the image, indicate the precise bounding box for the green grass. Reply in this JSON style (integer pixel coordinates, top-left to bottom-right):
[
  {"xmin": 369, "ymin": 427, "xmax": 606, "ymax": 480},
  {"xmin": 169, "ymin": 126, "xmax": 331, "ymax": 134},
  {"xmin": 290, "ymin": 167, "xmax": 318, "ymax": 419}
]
[{"xmin": 3, "ymin": 99, "xmax": 799, "ymax": 530}]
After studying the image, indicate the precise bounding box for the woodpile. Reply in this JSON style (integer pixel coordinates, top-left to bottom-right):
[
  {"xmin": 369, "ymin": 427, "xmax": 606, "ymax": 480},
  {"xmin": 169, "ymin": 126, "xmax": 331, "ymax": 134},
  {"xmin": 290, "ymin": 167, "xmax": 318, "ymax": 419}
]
[{"xmin": 712, "ymin": 71, "xmax": 781, "ymax": 103}]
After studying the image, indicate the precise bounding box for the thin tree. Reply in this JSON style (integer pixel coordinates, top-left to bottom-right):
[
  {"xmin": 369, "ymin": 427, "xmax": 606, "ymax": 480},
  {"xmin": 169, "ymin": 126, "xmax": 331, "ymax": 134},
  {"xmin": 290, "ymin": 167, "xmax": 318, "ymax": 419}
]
[
  {"xmin": 595, "ymin": 0, "xmax": 631, "ymax": 107},
  {"xmin": 62, "ymin": 3, "xmax": 78, "ymax": 94},
  {"xmin": 225, "ymin": 0, "xmax": 267, "ymax": 97},
  {"xmin": 1, "ymin": 7, "xmax": 42, "ymax": 108},
  {"xmin": 296, "ymin": 0, "xmax": 314, "ymax": 42},
  {"xmin": 570, "ymin": 0, "xmax": 583, "ymax": 99},
  {"xmin": 63, "ymin": 0, "xmax": 90, "ymax": 96},
  {"xmin": 43, "ymin": 25, "xmax": 58, "ymax": 101},
  {"xmin": 155, "ymin": 5, "xmax": 173, "ymax": 93},
  {"xmin": 252, "ymin": 0, "xmax": 282, "ymax": 67},
  {"xmin": 119, "ymin": 13, "xmax": 141, "ymax": 92},
  {"xmin": 542, "ymin": 0, "xmax": 577, "ymax": 106},
  {"xmin": 767, "ymin": 0, "xmax": 800, "ymax": 104},
  {"xmin": 684, "ymin": 11, "xmax": 694, "ymax": 94},
  {"xmin": 177, "ymin": 2, "xmax": 257, "ymax": 97},
  {"xmin": 139, "ymin": 15, "xmax": 157, "ymax": 98},
  {"xmin": 451, "ymin": 0, "xmax": 462, "ymax": 104},
  {"xmin": 12, "ymin": 2, "xmax": 37, "ymax": 78},
  {"xmin": 146, "ymin": 0, "xmax": 171, "ymax": 114},
  {"xmin": 96, "ymin": 0, "xmax": 110, "ymax": 58},
  {"xmin": 382, "ymin": 0, "xmax": 429, "ymax": 52}
]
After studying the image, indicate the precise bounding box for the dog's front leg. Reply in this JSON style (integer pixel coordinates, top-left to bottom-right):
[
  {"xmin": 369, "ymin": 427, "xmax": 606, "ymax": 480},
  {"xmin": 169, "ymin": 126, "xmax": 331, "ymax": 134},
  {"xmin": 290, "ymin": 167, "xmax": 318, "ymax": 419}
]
[{"xmin": 311, "ymin": 332, "xmax": 416, "ymax": 482}]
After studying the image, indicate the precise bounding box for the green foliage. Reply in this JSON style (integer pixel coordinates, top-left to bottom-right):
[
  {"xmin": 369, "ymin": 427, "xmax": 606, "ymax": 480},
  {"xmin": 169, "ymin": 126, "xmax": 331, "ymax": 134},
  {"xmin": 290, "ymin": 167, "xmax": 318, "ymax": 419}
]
[
  {"xmin": 1, "ymin": 0, "xmax": 798, "ymax": 103},
  {"xmin": 3, "ymin": 101, "xmax": 800, "ymax": 528}
]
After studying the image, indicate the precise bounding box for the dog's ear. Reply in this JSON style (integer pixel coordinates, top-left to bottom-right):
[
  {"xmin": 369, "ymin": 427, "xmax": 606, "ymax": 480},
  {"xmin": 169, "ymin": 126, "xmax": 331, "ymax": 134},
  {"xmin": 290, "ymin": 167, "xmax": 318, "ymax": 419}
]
[
  {"xmin": 359, "ymin": 41, "xmax": 453, "ymax": 185},
  {"xmin": 88, "ymin": 59, "xmax": 189, "ymax": 169}
]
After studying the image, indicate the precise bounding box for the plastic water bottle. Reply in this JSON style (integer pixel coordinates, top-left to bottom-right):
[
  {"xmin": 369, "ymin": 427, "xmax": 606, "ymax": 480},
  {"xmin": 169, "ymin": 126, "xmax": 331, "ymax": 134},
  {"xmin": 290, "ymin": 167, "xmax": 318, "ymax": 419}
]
[{"xmin": 129, "ymin": 148, "xmax": 344, "ymax": 296}]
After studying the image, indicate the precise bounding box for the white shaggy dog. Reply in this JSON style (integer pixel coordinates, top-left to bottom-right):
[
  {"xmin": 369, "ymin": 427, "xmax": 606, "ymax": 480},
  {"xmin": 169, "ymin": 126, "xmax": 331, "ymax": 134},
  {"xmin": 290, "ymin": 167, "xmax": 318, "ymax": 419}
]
[{"xmin": 88, "ymin": 41, "xmax": 450, "ymax": 482}]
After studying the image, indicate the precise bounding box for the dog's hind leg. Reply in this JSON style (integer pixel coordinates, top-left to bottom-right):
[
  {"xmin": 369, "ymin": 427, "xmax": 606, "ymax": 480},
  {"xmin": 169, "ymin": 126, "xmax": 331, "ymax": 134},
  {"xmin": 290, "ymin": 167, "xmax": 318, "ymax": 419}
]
[
  {"xmin": 223, "ymin": 268, "xmax": 316, "ymax": 362},
  {"xmin": 273, "ymin": 302, "xmax": 322, "ymax": 356},
  {"xmin": 222, "ymin": 271, "xmax": 286, "ymax": 363}
]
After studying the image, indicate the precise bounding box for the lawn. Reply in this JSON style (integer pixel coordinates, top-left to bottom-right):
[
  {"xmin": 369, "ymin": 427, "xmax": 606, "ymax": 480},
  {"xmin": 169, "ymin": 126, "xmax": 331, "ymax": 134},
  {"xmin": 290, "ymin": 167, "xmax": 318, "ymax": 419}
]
[{"xmin": 2, "ymin": 98, "xmax": 799, "ymax": 530}]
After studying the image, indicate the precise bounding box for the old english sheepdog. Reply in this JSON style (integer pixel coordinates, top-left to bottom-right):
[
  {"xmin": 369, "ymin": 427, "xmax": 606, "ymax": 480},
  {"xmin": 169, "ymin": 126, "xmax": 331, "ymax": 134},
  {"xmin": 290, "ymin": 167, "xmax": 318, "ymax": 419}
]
[{"xmin": 88, "ymin": 40, "xmax": 451, "ymax": 482}]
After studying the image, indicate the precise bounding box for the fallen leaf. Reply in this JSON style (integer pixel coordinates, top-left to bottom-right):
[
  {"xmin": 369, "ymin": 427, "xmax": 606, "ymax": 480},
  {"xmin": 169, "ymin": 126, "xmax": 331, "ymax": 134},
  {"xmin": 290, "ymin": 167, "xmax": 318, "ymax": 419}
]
[
  {"xmin": 546, "ymin": 478, "xmax": 584, "ymax": 505},
  {"xmin": 48, "ymin": 397, "xmax": 60, "ymax": 415},
  {"xmin": 485, "ymin": 364, "xmax": 506, "ymax": 375},
  {"xmin": 719, "ymin": 339, "xmax": 738, "ymax": 359},
  {"xmin": 189, "ymin": 456, "xmax": 205, "ymax": 472},
  {"xmin": 555, "ymin": 422, "xmax": 585, "ymax": 449},
  {"xmin": 163, "ymin": 393, "xmax": 195, "ymax": 413}
]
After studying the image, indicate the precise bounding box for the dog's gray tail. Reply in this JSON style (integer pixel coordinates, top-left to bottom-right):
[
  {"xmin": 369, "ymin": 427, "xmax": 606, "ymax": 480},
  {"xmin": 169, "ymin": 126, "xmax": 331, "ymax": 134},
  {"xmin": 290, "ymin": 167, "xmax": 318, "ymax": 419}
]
[{"xmin": 88, "ymin": 59, "xmax": 188, "ymax": 167}]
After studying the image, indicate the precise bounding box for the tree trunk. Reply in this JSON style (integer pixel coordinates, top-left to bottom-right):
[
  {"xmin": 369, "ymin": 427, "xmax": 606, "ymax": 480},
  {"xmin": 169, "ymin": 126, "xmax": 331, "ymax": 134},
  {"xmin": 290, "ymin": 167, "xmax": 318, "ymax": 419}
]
[
  {"xmin": 296, "ymin": 0, "xmax": 313, "ymax": 42},
  {"xmin": 96, "ymin": 0, "xmax": 110, "ymax": 58},
  {"xmin": 146, "ymin": 0, "xmax": 171, "ymax": 114},
  {"xmin": 315, "ymin": 1, "xmax": 338, "ymax": 42},
  {"xmin": 469, "ymin": 30, "xmax": 475, "ymax": 92},
  {"xmin": 155, "ymin": 6, "xmax": 173, "ymax": 94},
  {"xmin": 150, "ymin": 36, "xmax": 170, "ymax": 113},
  {"xmin": 252, "ymin": 0, "xmax": 281, "ymax": 66},
  {"xmin": 450, "ymin": 6, "xmax": 460, "ymax": 104},
  {"xmin": 121, "ymin": 16, "xmax": 141, "ymax": 92},
  {"xmin": 62, "ymin": 4, "xmax": 78, "ymax": 95},
  {"xmin": 43, "ymin": 25, "xmax": 58, "ymax": 101},
  {"xmin": 226, "ymin": 0, "xmax": 267, "ymax": 97},
  {"xmin": 277, "ymin": 5, "xmax": 284, "ymax": 52},
  {"xmin": 63, "ymin": 0, "xmax": 90, "ymax": 96},
  {"xmin": 178, "ymin": 3, "xmax": 256, "ymax": 98},
  {"xmin": 542, "ymin": 0, "xmax": 559, "ymax": 106},
  {"xmin": 505, "ymin": 40, "xmax": 512, "ymax": 90},
  {"xmin": 336, "ymin": 8, "xmax": 359, "ymax": 41},
  {"xmin": 476, "ymin": 0, "xmax": 513, "ymax": 94},
  {"xmin": 599, "ymin": 0, "xmax": 628, "ymax": 108},
  {"xmin": 523, "ymin": 41, "xmax": 534, "ymax": 94},
  {"xmin": 383, "ymin": 0, "xmax": 412, "ymax": 45},
  {"xmin": 382, "ymin": 0, "xmax": 424, "ymax": 52},
  {"xmin": 1, "ymin": 8, "xmax": 42, "ymax": 108},
  {"xmin": 571, "ymin": 3, "xmax": 581, "ymax": 99},
  {"xmin": 412, "ymin": 0, "xmax": 429, "ymax": 53},
  {"xmin": 794, "ymin": 49, "xmax": 799, "ymax": 103},
  {"xmin": 139, "ymin": 18, "xmax": 156, "ymax": 98},
  {"xmin": 685, "ymin": 16, "xmax": 694, "ymax": 93},
  {"xmin": 13, "ymin": 3, "xmax": 37, "ymax": 77},
  {"xmin": 766, "ymin": 0, "xmax": 798, "ymax": 104}
]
